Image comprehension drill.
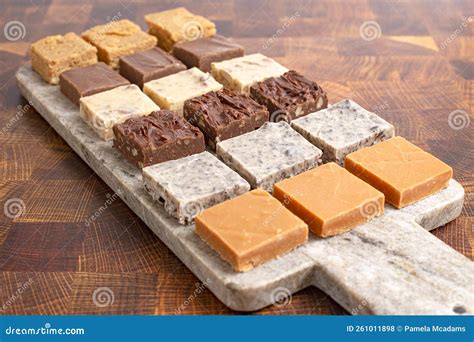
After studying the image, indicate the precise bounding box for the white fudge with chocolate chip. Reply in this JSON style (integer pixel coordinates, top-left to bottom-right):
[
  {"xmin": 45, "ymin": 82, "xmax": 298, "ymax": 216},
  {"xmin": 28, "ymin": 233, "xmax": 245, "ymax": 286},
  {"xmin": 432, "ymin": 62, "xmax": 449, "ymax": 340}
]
[
  {"xmin": 142, "ymin": 151, "xmax": 250, "ymax": 225},
  {"xmin": 216, "ymin": 122, "xmax": 322, "ymax": 192},
  {"xmin": 211, "ymin": 53, "xmax": 289, "ymax": 94},
  {"xmin": 143, "ymin": 67, "xmax": 222, "ymax": 116},
  {"xmin": 79, "ymin": 84, "xmax": 159, "ymax": 141},
  {"xmin": 291, "ymin": 99, "xmax": 395, "ymax": 165}
]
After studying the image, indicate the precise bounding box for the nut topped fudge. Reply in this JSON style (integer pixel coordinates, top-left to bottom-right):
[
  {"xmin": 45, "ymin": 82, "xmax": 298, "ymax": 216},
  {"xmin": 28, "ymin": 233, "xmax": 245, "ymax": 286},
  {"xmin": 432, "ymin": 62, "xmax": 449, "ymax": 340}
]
[
  {"xmin": 211, "ymin": 53, "xmax": 289, "ymax": 94},
  {"xmin": 113, "ymin": 110, "xmax": 205, "ymax": 168},
  {"xmin": 216, "ymin": 121, "xmax": 322, "ymax": 192},
  {"xmin": 250, "ymin": 70, "xmax": 328, "ymax": 122},
  {"xmin": 142, "ymin": 151, "xmax": 250, "ymax": 224},
  {"xmin": 82, "ymin": 19, "xmax": 157, "ymax": 69},
  {"xmin": 183, "ymin": 88, "xmax": 269, "ymax": 149},
  {"xmin": 173, "ymin": 35, "xmax": 244, "ymax": 72},
  {"xmin": 30, "ymin": 33, "xmax": 97, "ymax": 84},
  {"xmin": 79, "ymin": 84, "xmax": 159, "ymax": 141},
  {"xmin": 119, "ymin": 47, "xmax": 186, "ymax": 88},
  {"xmin": 145, "ymin": 7, "xmax": 216, "ymax": 52},
  {"xmin": 143, "ymin": 67, "xmax": 223, "ymax": 115},
  {"xmin": 291, "ymin": 99, "xmax": 394, "ymax": 165}
]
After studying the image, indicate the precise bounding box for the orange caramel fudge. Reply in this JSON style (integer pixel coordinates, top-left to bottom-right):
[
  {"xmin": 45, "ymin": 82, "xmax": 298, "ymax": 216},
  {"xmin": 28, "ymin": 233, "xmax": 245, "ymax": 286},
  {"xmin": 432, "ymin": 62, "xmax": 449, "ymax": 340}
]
[
  {"xmin": 273, "ymin": 163, "xmax": 384, "ymax": 237},
  {"xmin": 345, "ymin": 136, "xmax": 453, "ymax": 208},
  {"xmin": 195, "ymin": 189, "xmax": 308, "ymax": 272}
]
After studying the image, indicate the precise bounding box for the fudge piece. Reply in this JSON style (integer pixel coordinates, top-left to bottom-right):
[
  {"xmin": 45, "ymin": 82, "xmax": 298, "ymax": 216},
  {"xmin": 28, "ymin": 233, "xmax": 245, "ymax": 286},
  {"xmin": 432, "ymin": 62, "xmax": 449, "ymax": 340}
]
[
  {"xmin": 82, "ymin": 19, "xmax": 157, "ymax": 69},
  {"xmin": 250, "ymin": 70, "xmax": 328, "ymax": 122},
  {"xmin": 196, "ymin": 189, "xmax": 308, "ymax": 272},
  {"xmin": 183, "ymin": 88, "xmax": 269, "ymax": 149},
  {"xmin": 210, "ymin": 53, "xmax": 288, "ymax": 94},
  {"xmin": 274, "ymin": 163, "xmax": 384, "ymax": 237},
  {"xmin": 142, "ymin": 151, "xmax": 250, "ymax": 224},
  {"xmin": 113, "ymin": 110, "xmax": 205, "ymax": 168},
  {"xmin": 119, "ymin": 47, "xmax": 186, "ymax": 88},
  {"xmin": 145, "ymin": 7, "xmax": 216, "ymax": 52},
  {"xmin": 345, "ymin": 136, "xmax": 453, "ymax": 208},
  {"xmin": 291, "ymin": 99, "xmax": 395, "ymax": 165},
  {"xmin": 59, "ymin": 62, "xmax": 130, "ymax": 105},
  {"xmin": 172, "ymin": 35, "xmax": 244, "ymax": 72},
  {"xmin": 216, "ymin": 121, "xmax": 322, "ymax": 192},
  {"xmin": 143, "ymin": 67, "xmax": 222, "ymax": 116},
  {"xmin": 79, "ymin": 84, "xmax": 159, "ymax": 141},
  {"xmin": 30, "ymin": 33, "xmax": 97, "ymax": 84}
]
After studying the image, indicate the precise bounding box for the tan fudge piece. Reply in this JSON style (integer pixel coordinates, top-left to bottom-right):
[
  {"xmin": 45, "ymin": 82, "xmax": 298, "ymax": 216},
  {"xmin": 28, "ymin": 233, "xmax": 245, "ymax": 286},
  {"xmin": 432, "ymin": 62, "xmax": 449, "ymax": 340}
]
[
  {"xmin": 274, "ymin": 163, "xmax": 385, "ymax": 237},
  {"xmin": 345, "ymin": 136, "xmax": 453, "ymax": 208},
  {"xmin": 196, "ymin": 189, "xmax": 308, "ymax": 272},
  {"xmin": 145, "ymin": 7, "xmax": 216, "ymax": 52},
  {"xmin": 79, "ymin": 84, "xmax": 159, "ymax": 141},
  {"xmin": 81, "ymin": 19, "xmax": 157, "ymax": 69},
  {"xmin": 30, "ymin": 33, "xmax": 97, "ymax": 84},
  {"xmin": 143, "ymin": 67, "xmax": 222, "ymax": 115}
]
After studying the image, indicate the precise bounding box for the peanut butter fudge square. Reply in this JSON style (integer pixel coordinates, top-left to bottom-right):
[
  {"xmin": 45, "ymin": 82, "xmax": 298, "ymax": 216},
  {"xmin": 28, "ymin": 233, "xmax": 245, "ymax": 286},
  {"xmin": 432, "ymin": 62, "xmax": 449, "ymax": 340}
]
[
  {"xmin": 80, "ymin": 84, "xmax": 159, "ymax": 141},
  {"xmin": 210, "ymin": 53, "xmax": 288, "ymax": 94},
  {"xmin": 142, "ymin": 151, "xmax": 250, "ymax": 224},
  {"xmin": 145, "ymin": 7, "xmax": 216, "ymax": 52},
  {"xmin": 30, "ymin": 33, "xmax": 97, "ymax": 84},
  {"xmin": 196, "ymin": 189, "xmax": 308, "ymax": 272},
  {"xmin": 173, "ymin": 35, "xmax": 244, "ymax": 72},
  {"xmin": 250, "ymin": 70, "xmax": 328, "ymax": 122},
  {"xmin": 216, "ymin": 122, "xmax": 322, "ymax": 192},
  {"xmin": 60, "ymin": 62, "xmax": 130, "ymax": 105},
  {"xmin": 143, "ymin": 67, "xmax": 222, "ymax": 116},
  {"xmin": 113, "ymin": 110, "xmax": 205, "ymax": 168},
  {"xmin": 291, "ymin": 99, "xmax": 394, "ymax": 165},
  {"xmin": 183, "ymin": 88, "xmax": 269, "ymax": 149},
  {"xmin": 119, "ymin": 47, "xmax": 186, "ymax": 88},
  {"xmin": 82, "ymin": 20, "xmax": 157, "ymax": 69}
]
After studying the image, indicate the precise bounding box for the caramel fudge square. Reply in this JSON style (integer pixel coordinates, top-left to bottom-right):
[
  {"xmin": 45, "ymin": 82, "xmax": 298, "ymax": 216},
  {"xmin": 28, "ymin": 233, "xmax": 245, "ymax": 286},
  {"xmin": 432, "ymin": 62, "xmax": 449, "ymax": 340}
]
[
  {"xmin": 196, "ymin": 189, "xmax": 308, "ymax": 272},
  {"xmin": 216, "ymin": 121, "xmax": 322, "ymax": 192},
  {"xmin": 145, "ymin": 7, "xmax": 216, "ymax": 52},
  {"xmin": 30, "ymin": 33, "xmax": 97, "ymax": 84},
  {"xmin": 142, "ymin": 151, "xmax": 250, "ymax": 224},
  {"xmin": 79, "ymin": 84, "xmax": 159, "ymax": 141},
  {"xmin": 143, "ymin": 67, "xmax": 222, "ymax": 116},
  {"xmin": 82, "ymin": 19, "xmax": 157, "ymax": 69},
  {"xmin": 211, "ymin": 53, "xmax": 288, "ymax": 94},
  {"xmin": 291, "ymin": 99, "xmax": 395, "ymax": 165}
]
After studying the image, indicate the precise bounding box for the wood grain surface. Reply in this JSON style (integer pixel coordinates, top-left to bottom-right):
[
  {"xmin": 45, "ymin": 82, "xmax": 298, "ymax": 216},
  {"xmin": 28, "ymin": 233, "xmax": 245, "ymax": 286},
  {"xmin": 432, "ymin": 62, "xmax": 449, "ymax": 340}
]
[{"xmin": 0, "ymin": 0, "xmax": 472, "ymax": 315}]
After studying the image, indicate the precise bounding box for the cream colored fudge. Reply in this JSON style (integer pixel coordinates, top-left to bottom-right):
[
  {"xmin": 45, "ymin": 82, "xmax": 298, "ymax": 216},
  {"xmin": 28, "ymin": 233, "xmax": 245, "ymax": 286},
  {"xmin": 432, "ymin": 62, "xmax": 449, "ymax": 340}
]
[
  {"xmin": 211, "ymin": 53, "xmax": 288, "ymax": 94},
  {"xmin": 143, "ymin": 67, "xmax": 222, "ymax": 115},
  {"xmin": 81, "ymin": 19, "xmax": 157, "ymax": 69},
  {"xmin": 79, "ymin": 84, "xmax": 159, "ymax": 140},
  {"xmin": 30, "ymin": 33, "xmax": 97, "ymax": 84}
]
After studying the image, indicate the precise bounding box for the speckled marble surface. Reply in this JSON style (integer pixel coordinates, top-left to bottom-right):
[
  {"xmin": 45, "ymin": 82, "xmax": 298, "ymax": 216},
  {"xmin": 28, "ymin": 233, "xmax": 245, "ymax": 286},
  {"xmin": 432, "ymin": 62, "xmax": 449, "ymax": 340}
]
[{"xmin": 17, "ymin": 65, "xmax": 473, "ymax": 314}]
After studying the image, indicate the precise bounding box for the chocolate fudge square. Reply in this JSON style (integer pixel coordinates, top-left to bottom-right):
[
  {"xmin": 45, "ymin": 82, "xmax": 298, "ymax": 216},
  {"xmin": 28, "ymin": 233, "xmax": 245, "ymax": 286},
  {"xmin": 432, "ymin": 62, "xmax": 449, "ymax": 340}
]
[
  {"xmin": 60, "ymin": 62, "xmax": 130, "ymax": 105},
  {"xmin": 250, "ymin": 70, "xmax": 328, "ymax": 122},
  {"xmin": 113, "ymin": 110, "xmax": 205, "ymax": 168},
  {"xmin": 172, "ymin": 35, "xmax": 244, "ymax": 72},
  {"xmin": 119, "ymin": 47, "xmax": 186, "ymax": 88},
  {"xmin": 184, "ymin": 88, "xmax": 269, "ymax": 149}
]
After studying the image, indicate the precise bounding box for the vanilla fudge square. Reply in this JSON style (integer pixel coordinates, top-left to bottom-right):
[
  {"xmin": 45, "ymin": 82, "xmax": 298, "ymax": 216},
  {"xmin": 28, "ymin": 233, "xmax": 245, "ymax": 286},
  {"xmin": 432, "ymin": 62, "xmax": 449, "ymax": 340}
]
[
  {"xmin": 216, "ymin": 122, "xmax": 322, "ymax": 192},
  {"xmin": 210, "ymin": 53, "xmax": 288, "ymax": 94},
  {"xmin": 143, "ymin": 67, "xmax": 223, "ymax": 115},
  {"xmin": 291, "ymin": 99, "xmax": 395, "ymax": 165},
  {"xmin": 79, "ymin": 84, "xmax": 159, "ymax": 141},
  {"xmin": 142, "ymin": 151, "xmax": 250, "ymax": 224}
]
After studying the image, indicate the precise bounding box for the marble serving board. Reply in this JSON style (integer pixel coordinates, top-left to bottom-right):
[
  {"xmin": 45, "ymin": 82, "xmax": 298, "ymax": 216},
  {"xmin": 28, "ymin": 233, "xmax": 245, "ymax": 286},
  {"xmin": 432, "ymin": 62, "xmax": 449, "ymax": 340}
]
[{"xmin": 16, "ymin": 66, "xmax": 474, "ymax": 314}]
